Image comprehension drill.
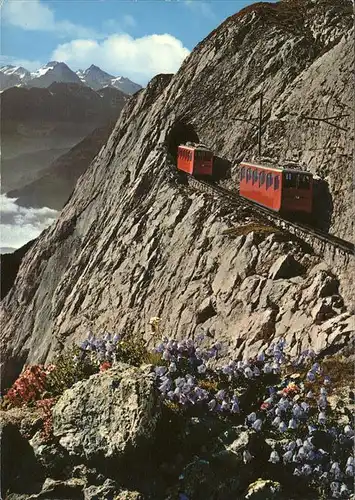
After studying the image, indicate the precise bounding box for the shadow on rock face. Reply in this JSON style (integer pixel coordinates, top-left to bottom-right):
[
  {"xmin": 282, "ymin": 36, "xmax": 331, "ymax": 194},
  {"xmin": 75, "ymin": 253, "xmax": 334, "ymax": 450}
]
[
  {"xmin": 1, "ymin": 421, "xmax": 44, "ymax": 497},
  {"xmin": 312, "ymin": 178, "xmax": 333, "ymax": 232},
  {"xmin": 166, "ymin": 121, "xmax": 200, "ymax": 163},
  {"xmin": 0, "ymin": 238, "xmax": 36, "ymax": 300},
  {"xmin": 213, "ymin": 155, "xmax": 232, "ymax": 181}
]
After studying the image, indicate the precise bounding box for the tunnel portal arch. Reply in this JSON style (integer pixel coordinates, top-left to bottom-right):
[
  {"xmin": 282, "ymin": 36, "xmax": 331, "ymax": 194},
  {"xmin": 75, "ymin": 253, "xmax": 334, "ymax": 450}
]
[{"xmin": 166, "ymin": 121, "xmax": 199, "ymax": 163}]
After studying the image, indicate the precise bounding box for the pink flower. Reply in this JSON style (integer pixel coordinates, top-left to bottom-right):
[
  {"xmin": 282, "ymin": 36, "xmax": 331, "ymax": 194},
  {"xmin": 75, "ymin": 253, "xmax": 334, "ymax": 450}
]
[
  {"xmin": 100, "ymin": 361, "xmax": 112, "ymax": 372},
  {"xmin": 260, "ymin": 402, "xmax": 270, "ymax": 410}
]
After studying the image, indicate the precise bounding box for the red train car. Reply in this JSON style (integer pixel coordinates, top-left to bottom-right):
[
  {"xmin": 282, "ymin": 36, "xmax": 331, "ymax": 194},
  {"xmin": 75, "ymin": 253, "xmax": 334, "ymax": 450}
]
[
  {"xmin": 239, "ymin": 161, "xmax": 313, "ymax": 214},
  {"xmin": 177, "ymin": 144, "xmax": 213, "ymax": 176}
]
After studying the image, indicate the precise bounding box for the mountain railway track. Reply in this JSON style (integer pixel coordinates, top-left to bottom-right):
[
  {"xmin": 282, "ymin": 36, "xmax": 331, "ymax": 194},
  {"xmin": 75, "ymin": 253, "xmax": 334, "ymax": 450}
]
[{"xmin": 188, "ymin": 177, "xmax": 354, "ymax": 258}]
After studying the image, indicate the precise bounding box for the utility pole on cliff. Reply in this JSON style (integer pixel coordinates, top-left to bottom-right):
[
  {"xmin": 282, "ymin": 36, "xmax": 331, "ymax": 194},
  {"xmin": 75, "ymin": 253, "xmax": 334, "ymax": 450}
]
[{"xmin": 258, "ymin": 91, "xmax": 263, "ymax": 157}]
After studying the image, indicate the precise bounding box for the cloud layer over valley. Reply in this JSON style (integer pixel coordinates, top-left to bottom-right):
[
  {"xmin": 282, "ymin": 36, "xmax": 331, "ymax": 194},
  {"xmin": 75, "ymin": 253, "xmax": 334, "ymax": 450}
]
[{"xmin": 0, "ymin": 195, "xmax": 58, "ymax": 253}]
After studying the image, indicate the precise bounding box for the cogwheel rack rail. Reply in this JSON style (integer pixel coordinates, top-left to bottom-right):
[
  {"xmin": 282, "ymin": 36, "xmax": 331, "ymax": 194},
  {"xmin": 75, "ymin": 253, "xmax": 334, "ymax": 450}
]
[{"xmin": 188, "ymin": 177, "xmax": 355, "ymax": 257}]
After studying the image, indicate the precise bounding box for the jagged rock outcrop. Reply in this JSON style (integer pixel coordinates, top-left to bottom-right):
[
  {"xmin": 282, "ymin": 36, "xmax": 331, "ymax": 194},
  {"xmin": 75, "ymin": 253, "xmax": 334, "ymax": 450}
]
[
  {"xmin": 1, "ymin": 0, "xmax": 354, "ymax": 387},
  {"xmin": 1, "ymin": 365, "xmax": 160, "ymax": 498}
]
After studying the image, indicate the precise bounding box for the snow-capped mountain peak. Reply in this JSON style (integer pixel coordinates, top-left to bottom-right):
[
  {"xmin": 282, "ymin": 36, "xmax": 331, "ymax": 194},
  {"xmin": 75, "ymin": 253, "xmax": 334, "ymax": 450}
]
[
  {"xmin": 76, "ymin": 65, "xmax": 114, "ymax": 89},
  {"xmin": 76, "ymin": 64, "xmax": 142, "ymax": 95},
  {"xmin": 88, "ymin": 64, "xmax": 105, "ymax": 72},
  {"xmin": 30, "ymin": 61, "xmax": 83, "ymax": 88},
  {"xmin": 0, "ymin": 65, "xmax": 31, "ymax": 80},
  {"xmin": 31, "ymin": 61, "xmax": 71, "ymax": 78},
  {"xmin": 0, "ymin": 64, "xmax": 30, "ymax": 79},
  {"xmin": 0, "ymin": 65, "xmax": 31, "ymax": 90},
  {"xmin": 31, "ymin": 64, "xmax": 55, "ymax": 79},
  {"xmin": 0, "ymin": 61, "xmax": 142, "ymax": 94}
]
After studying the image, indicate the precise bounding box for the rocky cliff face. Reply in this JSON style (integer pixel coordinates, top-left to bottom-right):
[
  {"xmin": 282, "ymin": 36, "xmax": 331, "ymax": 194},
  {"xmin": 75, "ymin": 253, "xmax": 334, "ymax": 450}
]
[{"xmin": 1, "ymin": 0, "xmax": 354, "ymax": 387}]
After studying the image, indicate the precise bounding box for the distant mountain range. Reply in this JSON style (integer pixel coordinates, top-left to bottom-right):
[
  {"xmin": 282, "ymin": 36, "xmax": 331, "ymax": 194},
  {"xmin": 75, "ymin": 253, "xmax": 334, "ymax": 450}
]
[
  {"xmin": 0, "ymin": 61, "xmax": 142, "ymax": 95},
  {"xmin": 1, "ymin": 82, "xmax": 128, "ymax": 125},
  {"xmin": 1, "ymin": 82, "xmax": 128, "ymax": 194}
]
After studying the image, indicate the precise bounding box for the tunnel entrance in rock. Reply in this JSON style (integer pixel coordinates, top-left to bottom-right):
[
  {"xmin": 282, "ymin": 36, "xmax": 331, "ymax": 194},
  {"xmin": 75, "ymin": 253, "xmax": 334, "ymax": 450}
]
[{"xmin": 166, "ymin": 121, "xmax": 199, "ymax": 163}]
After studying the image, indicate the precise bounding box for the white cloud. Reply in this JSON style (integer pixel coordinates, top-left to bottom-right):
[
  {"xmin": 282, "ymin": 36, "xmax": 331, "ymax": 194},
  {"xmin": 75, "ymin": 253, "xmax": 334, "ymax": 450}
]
[
  {"xmin": 2, "ymin": 0, "xmax": 103, "ymax": 39},
  {"xmin": 0, "ymin": 194, "xmax": 58, "ymax": 250},
  {"xmin": 184, "ymin": 0, "xmax": 215, "ymax": 19},
  {"xmin": 52, "ymin": 33, "xmax": 190, "ymax": 84}
]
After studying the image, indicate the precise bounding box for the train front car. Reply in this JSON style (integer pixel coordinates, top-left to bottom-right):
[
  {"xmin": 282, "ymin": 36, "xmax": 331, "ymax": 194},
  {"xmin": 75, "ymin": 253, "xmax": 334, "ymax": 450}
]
[
  {"xmin": 193, "ymin": 147, "xmax": 213, "ymax": 176},
  {"xmin": 281, "ymin": 170, "xmax": 313, "ymax": 214},
  {"xmin": 177, "ymin": 144, "xmax": 214, "ymax": 177}
]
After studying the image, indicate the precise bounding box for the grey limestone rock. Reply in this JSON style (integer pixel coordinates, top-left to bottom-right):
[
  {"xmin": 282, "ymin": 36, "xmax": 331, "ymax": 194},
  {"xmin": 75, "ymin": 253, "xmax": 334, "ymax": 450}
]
[{"xmin": 52, "ymin": 363, "xmax": 160, "ymax": 462}]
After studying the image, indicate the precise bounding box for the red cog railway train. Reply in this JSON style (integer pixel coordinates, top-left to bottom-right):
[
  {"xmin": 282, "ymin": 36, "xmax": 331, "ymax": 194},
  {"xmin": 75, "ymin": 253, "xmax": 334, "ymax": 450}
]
[{"xmin": 177, "ymin": 144, "xmax": 313, "ymax": 214}]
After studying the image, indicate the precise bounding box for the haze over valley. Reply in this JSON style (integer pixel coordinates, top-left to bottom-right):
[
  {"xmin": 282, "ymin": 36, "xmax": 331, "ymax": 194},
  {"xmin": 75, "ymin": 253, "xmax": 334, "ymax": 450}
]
[{"xmin": 1, "ymin": 63, "xmax": 136, "ymax": 250}]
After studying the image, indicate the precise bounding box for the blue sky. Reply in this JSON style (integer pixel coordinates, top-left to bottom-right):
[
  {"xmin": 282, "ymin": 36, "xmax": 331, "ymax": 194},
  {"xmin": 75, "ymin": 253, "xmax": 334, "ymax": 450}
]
[{"xmin": 1, "ymin": 0, "xmax": 257, "ymax": 85}]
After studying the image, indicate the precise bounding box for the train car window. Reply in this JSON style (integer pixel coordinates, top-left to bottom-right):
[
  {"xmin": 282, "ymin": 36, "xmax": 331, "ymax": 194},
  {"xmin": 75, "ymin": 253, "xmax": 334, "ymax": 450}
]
[
  {"xmin": 246, "ymin": 168, "xmax": 251, "ymax": 182},
  {"xmin": 298, "ymin": 174, "xmax": 310, "ymax": 189},
  {"xmin": 259, "ymin": 172, "xmax": 265, "ymax": 186},
  {"xmin": 252, "ymin": 170, "xmax": 258, "ymax": 184},
  {"xmin": 284, "ymin": 172, "xmax": 297, "ymax": 188},
  {"xmin": 241, "ymin": 167, "xmax": 246, "ymax": 180},
  {"xmin": 274, "ymin": 175, "xmax": 279, "ymax": 190},
  {"xmin": 266, "ymin": 173, "xmax": 273, "ymax": 189}
]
